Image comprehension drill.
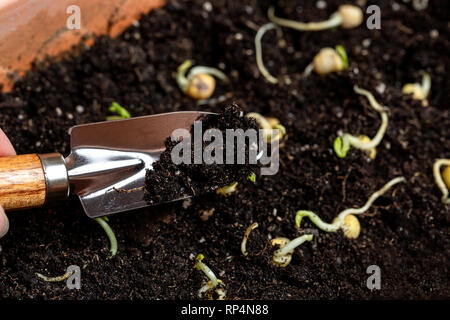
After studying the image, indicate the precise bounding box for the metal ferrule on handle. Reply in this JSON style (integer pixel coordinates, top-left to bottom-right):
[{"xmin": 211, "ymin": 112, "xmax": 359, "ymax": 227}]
[
  {"xmin": 38, "ymin": 153, "xmax": 70, "ymax": 204},
  {"xmin": 0, "ymin": 153, "xmax": 69, "ymax": 211}
]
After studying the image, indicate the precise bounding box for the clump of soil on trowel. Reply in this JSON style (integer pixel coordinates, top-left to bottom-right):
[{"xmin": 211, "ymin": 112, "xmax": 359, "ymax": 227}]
[{"xmin": 144, "ymin": 103, "xmax": 259, "ymax": 204}]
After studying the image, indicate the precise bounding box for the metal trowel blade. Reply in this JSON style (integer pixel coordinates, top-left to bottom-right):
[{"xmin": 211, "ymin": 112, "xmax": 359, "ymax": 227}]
[{"xmin": 65, "ymin": 111, "xmax": 212, "ymax": 218}]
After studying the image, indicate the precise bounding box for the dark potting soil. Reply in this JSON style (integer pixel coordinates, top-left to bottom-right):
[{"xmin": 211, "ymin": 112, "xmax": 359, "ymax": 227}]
[
  {"xmin": 0, "ymin": 0, "xmax": 449, "ymax": 299},
  {"xmin": 144, "ymin": 104, "xmax": 259, "ymax": 204}
]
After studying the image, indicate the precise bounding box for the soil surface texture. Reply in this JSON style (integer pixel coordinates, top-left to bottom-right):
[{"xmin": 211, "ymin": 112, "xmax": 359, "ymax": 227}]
[{"xmin": 0, "ymin": 0, "xmax": 449, "ymax": 299}]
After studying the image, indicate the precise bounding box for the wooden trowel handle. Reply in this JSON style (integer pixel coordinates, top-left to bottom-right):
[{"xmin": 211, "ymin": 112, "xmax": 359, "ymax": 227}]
[{"xmin": 0, "ymin": 153, "xmax": 69, "ymax": 211}]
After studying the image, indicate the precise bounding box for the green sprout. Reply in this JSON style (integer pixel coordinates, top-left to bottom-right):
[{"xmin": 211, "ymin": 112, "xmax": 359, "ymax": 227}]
[
  {"xmin": 246, "ymin": 112, "xmax": 286, "ymax": 143},
  {"xmin": 254, "ymin": 23, "xmax": 281, "ymax": 84},
  {"xmin": 335, "ymin": 45, "xmax": 349, "ymax": 69},
  {"xmin": 216, "ymin": 181, "xmax": 238, "ymax": 196},
  {"xmin": 402, "ymin": 71, "xmax": 431, "ymax": 106},
  {"xmin": 94, "ymin": 216, "xmax": 118, "ymax": 258},
  {"xmin": 295, "ymin": 177, "xmax": 406, "ymax": 239},
  {"xmin": 271, "ymin": 234, "xmax": 314, "ymax": 267},
  {"xmin": 194, "ymin": 254, "xmax": 226, "ymax": 300},
  {"xmin": 333, "ymin": 85, "xmax": 388, "ymax": 159},
  {"xmin": 176, "ymin": 60, "xmax": 229, "ymax": 100},
  {"xmin": 241, "ymin": 222, "xmax": 259, "ymax": 256},
  {"xmin": 268, "ymin": 4, "xmax": 363, "ymax": 31},
  {"xmin": 107, "ymin": 102, "xmax": 131, "ymax": 120},
  {"xmin": 433, "ymin": 159, "xmax": 450, "ymax": 204},
  {"xmin": 217, "ymin": 174, "xmax": 256, "ymax": 197}
]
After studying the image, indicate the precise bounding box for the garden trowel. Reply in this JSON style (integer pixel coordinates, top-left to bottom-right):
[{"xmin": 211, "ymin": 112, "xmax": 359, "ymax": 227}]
[{"xmin": 0, "ymin": 111, "xmax": 212, "ymax": 218}]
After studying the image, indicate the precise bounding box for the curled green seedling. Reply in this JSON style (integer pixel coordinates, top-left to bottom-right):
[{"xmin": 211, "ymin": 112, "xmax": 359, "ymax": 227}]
[
  {"xmin": 335, "ymin": 45, "xmax": 349, "ymax": 69},
  {"xmin": 334, "ymin": 85, "xmax": 388, "ymax": 159},
  {"xmin": 94, "ymin": 216, "xmax": 118, "ymax": 258},
  {"xmin": 216, "ymin": 181, "xmax": 238, "ymax": 196},
  {"xmin": 255, "ymin": 23, "xmax": 281, "ymax": 84},
  {"xmin": 271, "ymin": 234, "xmax": 314, "ymax": 267},
  {"xmin": 176, "ymin": 60, "xmax": 229, "ymax": 100},
  {"xmin": 248, "ymin": 172, "xmax": 256, "ymax": 183},
  {"xmin": 402, "ymin": 71, "xmax": 431, "ymax": 107},
  {"xmin": 304, "ymin": 45, "xmax": 349, "ymax": 76},
  {"xmin": 194, "ymin": 254, "xmax": 226, "ymax": 300},
  {"xmin": 36, "ymin": 269, "xmax": 75, "ymax": 282},
  {"xmin": 268, "ymin": 4, "xmax": 363, "ymax": 31},
  {"xmin": 246, "ymin": 112, "xmax": 286, "ymax": 143},
  {"xmin": 295, "ymin": 177, "xmax": 406, "ymax": 239},
  {"xmin": 433, "ymin": 159, "xmax": 450, "ymax": 204},
  {"xmin": 107, "ymin": 102, "xmax": 131, "ymax": 120},
  {"xmin": 241, "ymin": 222, "xmax": 259, "ymax": 256}
]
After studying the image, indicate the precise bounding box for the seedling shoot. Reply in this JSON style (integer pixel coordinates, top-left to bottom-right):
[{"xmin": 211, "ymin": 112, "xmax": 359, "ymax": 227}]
[
  {"xmin": 194, "ymin": 254, "xmax": 226, "ymax": 299},
  {"xmin": 176, "ymin": 60, "xmax": 229, "ymax": 100},
  {"xmin": 241, "ymin": 222, "xmax": 259, "ymax": 256},
  {"xmin": 106, "ymin": 101, "xmax": 131, "ymax": 120},
  {"xmin": 271, "ymin": 234, "xmax": 314, "ymax": 267},
  {"xmin": 254, "ymin": 23, "xmax": 281, "ymax": 84},
  {"xmin": 36, "ymin": 269, "xmax": 75, "ymax": 282},
  {"xmin": 334, "ymin": 86, "xmax": 388, "ymax": 159},
  {"xmin": 246, "ymin": 112, "xmax": 286, "ymax": 143},
  {"xmin": 433, "ymin": 159, "xmax": 450, "ymax": 204},
  {"xmin": 402, "ymin": 71, "xmax": 431, "ymax": 106},
  {"xmin": 295, "ymin": 177, "xmax": 406, "ymax": 239},
  {"xmin": 304, "ymin": 45, "xmax": 349, "ymax": 76},
  {"xmin": 268, "ymin": 4, "xmax": 363, "ymax": 31},
  {"xmin": 94, "ymin": 216, "xmax": 118, "ymax": 258}
]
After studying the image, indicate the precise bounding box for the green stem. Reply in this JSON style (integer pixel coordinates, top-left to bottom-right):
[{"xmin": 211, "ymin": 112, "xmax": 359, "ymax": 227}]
[
  {"xmin": 295, "ymin": 210, "xmax": 340, "ymax": 232},
  {"xmin": 94, "ymin": 217, "xmax": 118, "ymax": 258},
  {"xmin": 195, "ymin": 254, "xmax": 219, "ymax": 287},
  {"xmin": 420, "ymin": 71, "xmax": 431, "ymax": 97},
  {"xmin": 108, "ymin": 102, "xmax": 130, "ymax": 119},
  {"xmin": 274, "ymin": 234, "xmax": 314, "ymax": 257}
]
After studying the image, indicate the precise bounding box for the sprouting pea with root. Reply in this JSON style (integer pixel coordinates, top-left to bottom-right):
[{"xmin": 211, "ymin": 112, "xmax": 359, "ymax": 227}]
[
  {"xmin": 246, "ymin": 112, "xmax": 286, "ymax": 143},
  {"xmin": 107, "ymin": 102, "xmax": 131, "ymax": 120},
  {"xmin": 194, "ymin": 254, "xmax": 226, "ymax": 300},
  {"xmin": 433, "ymin": 159, "xmax": 450, "ymax": 204},
  {"xmin": 334, "ymin": 85, "xmax": 388, "ymax": 159},
  {"xmin": 176, "ymin": 60, "xmax": 229, "ymax": 100},
  {"xmin": 271, "ymin": 234, "xmax": 314, "ymax": 267},
  {"xmin": 303, "ymin": 45, "xmax": 349, "ymax": 76},
  {"xmin": 295, "ymin": 177, "xmax": 406, "ymax": 239},
  {"xmin": 402, "ymin": 71, "xmax": 431, "ymax": 107},
  {"xmin": 268, "ymin": 4, "xmax": 363, "ymax": 31}
]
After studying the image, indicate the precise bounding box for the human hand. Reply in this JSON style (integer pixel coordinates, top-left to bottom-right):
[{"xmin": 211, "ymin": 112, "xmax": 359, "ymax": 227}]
[{"xmin": 0, "ymin": 128, "xmax": 16, "ymax": 238}]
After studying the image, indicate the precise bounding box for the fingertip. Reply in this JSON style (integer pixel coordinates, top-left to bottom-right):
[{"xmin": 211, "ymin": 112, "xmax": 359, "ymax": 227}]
[{"xmin": 0, "ymin": 205, "xmax": 9, "ymax": 238}]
